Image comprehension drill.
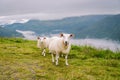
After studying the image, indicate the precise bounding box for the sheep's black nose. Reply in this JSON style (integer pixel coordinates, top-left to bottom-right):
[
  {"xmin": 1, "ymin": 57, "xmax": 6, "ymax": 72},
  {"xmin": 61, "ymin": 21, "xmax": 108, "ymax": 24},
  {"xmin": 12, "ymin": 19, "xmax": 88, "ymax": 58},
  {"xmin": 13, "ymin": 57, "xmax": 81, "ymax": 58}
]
[
  {"xmin": 65, "ymin": 41, "xmax": 69, "ymax": 46},
  {"xmin": 65, "ymin": 41, "xmax": 67, "ymax": 44}
]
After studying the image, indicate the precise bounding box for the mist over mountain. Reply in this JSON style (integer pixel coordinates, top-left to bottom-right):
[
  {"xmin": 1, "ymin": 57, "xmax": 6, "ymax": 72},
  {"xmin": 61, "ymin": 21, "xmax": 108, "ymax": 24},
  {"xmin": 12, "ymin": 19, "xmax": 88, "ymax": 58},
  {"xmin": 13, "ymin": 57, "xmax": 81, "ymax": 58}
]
[{"xmin": 0, "ymin": 14, "xmax": 120, "ymax": 41}]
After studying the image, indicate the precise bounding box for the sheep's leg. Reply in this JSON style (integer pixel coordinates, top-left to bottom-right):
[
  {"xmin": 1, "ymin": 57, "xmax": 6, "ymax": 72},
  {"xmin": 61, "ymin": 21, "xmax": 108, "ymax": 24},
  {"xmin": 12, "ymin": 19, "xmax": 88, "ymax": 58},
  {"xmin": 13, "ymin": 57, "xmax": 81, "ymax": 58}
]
[
  {"xmin": 51, "ymin": 53, "xmax": 55, "ymax": 63},
  {"xmin": 43, "ymin": 49, "xmax": 46, "ymax": 56},
  {"xmin": 41, "ymin": 49, "xmax": 44, "ymax": 55},
  {"xmin": 65, "ymin": 54, "xmax": 69, "ymax": 65},
  {"xmin": 42, "ymin": 48, "xmax": 46, "ymax": 56},
  {"xmin": 55, "ymin": 53, "xmax": 59, "ymax": 65}
]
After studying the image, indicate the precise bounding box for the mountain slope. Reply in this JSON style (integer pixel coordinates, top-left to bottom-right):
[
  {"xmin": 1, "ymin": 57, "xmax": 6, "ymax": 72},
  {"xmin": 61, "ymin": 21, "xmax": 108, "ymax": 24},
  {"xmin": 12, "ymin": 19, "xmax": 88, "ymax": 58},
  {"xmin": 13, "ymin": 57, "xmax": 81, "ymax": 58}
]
[
  {"xmin": 4, "ymin": 15, "xmax": 108, "ymax": 35},
  {"xmin": 2, "ymin": 14, "xmax": 120, "ymax": 40},
  {"xmin": 79, "ymin": 14, "xmax": 120, "ymax": 40},
  {"xmin": 0, "ymin": 26, "xmax": 22, "ymax": 37}
]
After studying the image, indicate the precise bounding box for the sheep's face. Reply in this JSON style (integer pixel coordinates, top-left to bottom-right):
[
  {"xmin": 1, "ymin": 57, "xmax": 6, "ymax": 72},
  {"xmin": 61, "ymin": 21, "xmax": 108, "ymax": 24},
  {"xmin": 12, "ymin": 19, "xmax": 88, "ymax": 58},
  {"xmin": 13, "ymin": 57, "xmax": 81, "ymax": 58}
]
[
  {"xmin": 60, "ymin": 33, "xmax": 73, "ymax": 46},
  {"xmin": 39, "ymin": 37, "xmax": 46, "ymax": 44}
]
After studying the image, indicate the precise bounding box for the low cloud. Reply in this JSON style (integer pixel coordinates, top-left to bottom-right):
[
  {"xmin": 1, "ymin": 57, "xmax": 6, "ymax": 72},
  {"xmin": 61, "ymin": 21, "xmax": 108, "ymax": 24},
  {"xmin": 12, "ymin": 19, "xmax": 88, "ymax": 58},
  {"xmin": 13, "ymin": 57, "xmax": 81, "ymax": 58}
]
[
  {"xmin": 0, "ymin": 13, "xmax": 66, "ymax": 25},
  {"xmin": 71, "ymin": 39, "xmax": 120, "ymax": 52},
  {"xmin": 16, "ymin": 30, "xmax": 120, "ymax": 52},
  {"xmin": 0, "ymin": 15, "xmax": 29, "ymax": 25},
  {"xmin": 16, "ymin": 30, "xmax": 37, "ymax": 40}
]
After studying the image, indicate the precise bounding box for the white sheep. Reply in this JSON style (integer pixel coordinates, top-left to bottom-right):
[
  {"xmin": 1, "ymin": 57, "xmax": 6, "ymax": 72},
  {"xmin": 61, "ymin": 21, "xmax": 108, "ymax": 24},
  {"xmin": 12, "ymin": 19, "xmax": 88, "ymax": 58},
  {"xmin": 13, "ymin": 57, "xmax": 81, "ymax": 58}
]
[
  {"xmin": 37, "ymin": 37, "xmax": 47, "ymax": 56},
  {"xmin": 37, "ymin": 36, "xmax": 58, "ymax": 56},
  {"xmin": 49, "ymin": 33, "xmax": 73, "ymax": 65},
  {"xmin": 37, "ymin": 37, "xmax": 41, "ymax": 48}
]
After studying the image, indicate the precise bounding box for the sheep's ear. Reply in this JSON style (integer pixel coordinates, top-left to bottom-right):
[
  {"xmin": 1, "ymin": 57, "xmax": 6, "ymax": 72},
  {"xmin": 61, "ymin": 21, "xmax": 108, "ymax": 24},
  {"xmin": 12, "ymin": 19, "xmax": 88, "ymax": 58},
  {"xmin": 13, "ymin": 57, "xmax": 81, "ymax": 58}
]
[
  {"xmin": 37, "ymin": 37, "xmax": 40, "ymax": 39},
  {"xmin": 70, "ymin": 34, "xmax": 74, "ymax": 37},
  {"xmin": 60, "ymin": 33, "xmax": 63, "ymax": 37}
]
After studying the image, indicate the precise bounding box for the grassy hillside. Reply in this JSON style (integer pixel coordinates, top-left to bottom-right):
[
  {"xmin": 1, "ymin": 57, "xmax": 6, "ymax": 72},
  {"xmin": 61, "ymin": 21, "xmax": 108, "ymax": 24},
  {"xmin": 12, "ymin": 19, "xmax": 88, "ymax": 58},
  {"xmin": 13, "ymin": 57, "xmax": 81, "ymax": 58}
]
[{"xmin": 0, "ymin": 38, "xmax": 120, "ymax": 80}]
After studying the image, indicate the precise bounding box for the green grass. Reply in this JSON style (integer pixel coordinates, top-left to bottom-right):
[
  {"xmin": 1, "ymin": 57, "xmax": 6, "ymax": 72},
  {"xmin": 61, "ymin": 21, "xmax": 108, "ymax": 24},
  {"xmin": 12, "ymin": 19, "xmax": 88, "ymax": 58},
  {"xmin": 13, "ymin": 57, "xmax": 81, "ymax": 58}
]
[{"xmin": 0, "ymin": 37, "xmax": 120, "ymax": 80}]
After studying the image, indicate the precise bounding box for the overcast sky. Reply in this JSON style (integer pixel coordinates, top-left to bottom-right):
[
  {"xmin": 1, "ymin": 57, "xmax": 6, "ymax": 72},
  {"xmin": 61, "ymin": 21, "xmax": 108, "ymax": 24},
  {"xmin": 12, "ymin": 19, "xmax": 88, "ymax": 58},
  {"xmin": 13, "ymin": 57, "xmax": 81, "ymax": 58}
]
[{"xmin": 0, "ymin": 0, "xmax": 120, "ymax": 21}]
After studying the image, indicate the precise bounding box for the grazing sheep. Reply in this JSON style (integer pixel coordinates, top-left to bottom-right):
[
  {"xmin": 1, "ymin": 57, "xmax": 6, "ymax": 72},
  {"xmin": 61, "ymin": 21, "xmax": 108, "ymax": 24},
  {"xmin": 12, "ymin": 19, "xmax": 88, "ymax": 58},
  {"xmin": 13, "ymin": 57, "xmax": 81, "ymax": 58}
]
[
  {"xmin": 37, "ymin": 37, "xmax": 47, "ymax": 56},
  {"xmin": 44, "ymin": 36, "xmax": 58, "ymax": 48},
  {"xmin": 37, "ymin": 36, "xmax": 58, "ymax": 56},
  {"xmin": 37, "ymin": 37, "xmax": 41, "ymax": 48},
  {"xmin": 49, "ymin": 33, "xmax": 73, "ymax": 65}
]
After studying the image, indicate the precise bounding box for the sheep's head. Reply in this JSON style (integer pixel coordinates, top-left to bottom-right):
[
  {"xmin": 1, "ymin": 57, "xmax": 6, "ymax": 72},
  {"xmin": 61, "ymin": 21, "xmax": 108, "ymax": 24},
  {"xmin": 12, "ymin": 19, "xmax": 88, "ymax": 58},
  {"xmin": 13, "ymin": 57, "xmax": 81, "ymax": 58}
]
[
  {"xmin": 60, "ymin": 33, "xmax": 73, "ymax": 46},
  {"xmin": 38, "ymin": 37, "xmax": 46, "ymax": 44}
]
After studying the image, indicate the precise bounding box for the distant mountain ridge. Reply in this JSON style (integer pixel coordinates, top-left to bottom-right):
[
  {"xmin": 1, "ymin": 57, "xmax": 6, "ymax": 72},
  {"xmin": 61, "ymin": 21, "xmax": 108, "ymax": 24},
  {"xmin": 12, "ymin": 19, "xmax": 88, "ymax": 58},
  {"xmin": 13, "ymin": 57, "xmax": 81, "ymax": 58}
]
[
  {"xmin": 0, "ymin": 14, "xmax": 120, "ymax": 41},
  {"xmin": 78, "ymin": 14, "xmax": 120, "ymax": 40}
]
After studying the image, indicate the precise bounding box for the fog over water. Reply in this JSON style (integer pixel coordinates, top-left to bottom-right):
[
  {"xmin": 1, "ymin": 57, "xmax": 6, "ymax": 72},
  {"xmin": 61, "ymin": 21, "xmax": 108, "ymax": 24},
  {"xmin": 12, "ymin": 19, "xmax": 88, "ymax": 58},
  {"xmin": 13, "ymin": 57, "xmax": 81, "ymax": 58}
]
[
  {"xmin": 71, "ymin": 39, "xmax": 120, "ymax": 52},
  {"xmin": 16, "ymin": 30, "xmax": 120, "ymax": 52},
  {"xmin": 16, "ymin": 30, "xmax": 37, "ymax": 40}
]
